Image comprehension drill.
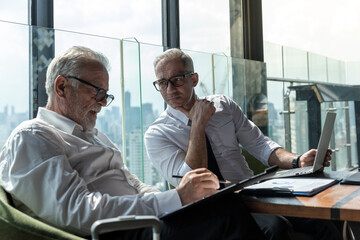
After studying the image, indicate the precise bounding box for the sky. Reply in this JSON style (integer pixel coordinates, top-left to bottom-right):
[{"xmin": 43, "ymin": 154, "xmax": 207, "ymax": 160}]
[{"xmin": 262, "ymin": 0, "xmax": 360, "ymax": 62}]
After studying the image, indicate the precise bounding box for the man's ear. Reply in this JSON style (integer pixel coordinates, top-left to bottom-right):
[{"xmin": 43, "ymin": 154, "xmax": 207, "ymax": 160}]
[
  {"xmin": 54, "ymin": 75, "xmax": 68, "ymax": 99},
  {"xmin": 191, "ymin": 73, "xmax": 199, "ymax": 87}
]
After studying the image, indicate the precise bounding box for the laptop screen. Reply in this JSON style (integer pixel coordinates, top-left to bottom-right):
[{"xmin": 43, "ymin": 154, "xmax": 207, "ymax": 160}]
[{"xmin": 312, "ymin": 112, "xmax": 336, "ymax": 171}]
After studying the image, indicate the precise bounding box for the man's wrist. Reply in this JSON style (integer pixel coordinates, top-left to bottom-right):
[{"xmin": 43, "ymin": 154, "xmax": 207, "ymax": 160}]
[{"xmin": 292, "ymin": 155, "xmax": 301, "ymax": 168}]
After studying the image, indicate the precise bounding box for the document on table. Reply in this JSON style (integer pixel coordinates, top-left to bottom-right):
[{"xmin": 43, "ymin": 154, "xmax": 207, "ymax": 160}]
[{"xmin": 242, "ymin": 178, "xmax": 340, "ymax": 197}]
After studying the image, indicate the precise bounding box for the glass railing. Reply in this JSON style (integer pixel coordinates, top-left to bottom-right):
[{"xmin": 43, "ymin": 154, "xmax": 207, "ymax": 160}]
[
  {"xmin": 265, "ymin": 41, "xmax": 360, "ymax": 171},
  {"xmin": 1, "ymin": 20, "xmax": 359, "ymax": 193}
]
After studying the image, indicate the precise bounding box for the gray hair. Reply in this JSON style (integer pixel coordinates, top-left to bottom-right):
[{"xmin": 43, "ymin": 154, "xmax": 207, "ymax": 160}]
[
  {"xmin": 153, "ymin": 48, "xmax": 194, "ymax": 72},
  {"xmin": 45, "ymin": 46, "xmax": 110, "ymax": 97}
]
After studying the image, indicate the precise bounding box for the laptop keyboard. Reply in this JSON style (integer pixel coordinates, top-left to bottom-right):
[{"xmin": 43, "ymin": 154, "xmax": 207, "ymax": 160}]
[{"xmin": 273, "ymin": 166, "xmax": 313, "ymax": 178}]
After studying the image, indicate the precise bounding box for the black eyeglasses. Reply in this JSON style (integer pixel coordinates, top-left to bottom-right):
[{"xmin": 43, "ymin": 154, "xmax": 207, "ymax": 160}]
[
  {"xmin": 66, "ymin": 76, "xmax": 114, "ymax": 107},
  {"xmin": 153, "ymin": 72, "xmax": 194, "ymax": 92}
]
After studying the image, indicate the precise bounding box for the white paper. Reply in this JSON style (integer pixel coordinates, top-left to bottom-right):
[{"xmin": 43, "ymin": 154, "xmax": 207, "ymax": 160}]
[{"xmin": 244, "ymin": 178, "xmax": 336, "ymax": 193}]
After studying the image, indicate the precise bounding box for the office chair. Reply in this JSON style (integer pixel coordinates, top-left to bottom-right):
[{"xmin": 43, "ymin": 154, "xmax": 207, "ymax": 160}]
[
  {"xmin": 0, "ymin": 186, "xmax": 84, "ymax": 240},
  {"xmin": 91, "ymin": 215, "xmax": 161, "ymax": 240},
  {"xmin": 0, "ymin": 186, "xmax": 160, "ymax": 240}
]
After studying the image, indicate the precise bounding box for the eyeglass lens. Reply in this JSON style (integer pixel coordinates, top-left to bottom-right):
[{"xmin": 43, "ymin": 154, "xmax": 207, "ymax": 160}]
[
  {"xmin": 157, "ymin": 75, "xmax": 186, "ymax": 91},
  {"xmin": 96, "ymin": 91, "xmax": 114, "ymax": 106}
]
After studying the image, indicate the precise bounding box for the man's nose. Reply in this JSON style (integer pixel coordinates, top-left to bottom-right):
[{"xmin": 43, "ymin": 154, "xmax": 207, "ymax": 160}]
[
  {"xmin": 166, "ymin": 80, "xmax": 176, "ymax": 92},
  {"xmin": 99, "ymin": 98, "xmax": 107, "ymax": 107}
]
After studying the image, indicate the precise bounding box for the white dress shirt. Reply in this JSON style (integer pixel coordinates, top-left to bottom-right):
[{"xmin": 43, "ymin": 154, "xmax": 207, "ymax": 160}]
[
  {"xmin": 0, "ymin": 107, "xmax": 181, "ymax": 236},
  {"xmin": 145, "ymin": 95, "xmax": 281, "ymax": 187}
]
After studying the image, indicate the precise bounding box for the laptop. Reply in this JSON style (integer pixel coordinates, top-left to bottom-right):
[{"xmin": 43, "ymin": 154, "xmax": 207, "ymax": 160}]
[{"xmin": 271, "ymin": 111, "xmax": 336, "ymax": 178}]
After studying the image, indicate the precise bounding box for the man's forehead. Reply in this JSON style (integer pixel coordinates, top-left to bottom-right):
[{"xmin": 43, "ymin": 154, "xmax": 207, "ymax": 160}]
[
  {"xmin": 80, "ymin": 60, "xmax": 107, "ymax": 71},
  {"xmin": 79, "ymin": 65, "xmax": 109, "ymax": 88},
  {"xmin": 155, "ymin": 58, "xmax": 185, "ymax": 78}
]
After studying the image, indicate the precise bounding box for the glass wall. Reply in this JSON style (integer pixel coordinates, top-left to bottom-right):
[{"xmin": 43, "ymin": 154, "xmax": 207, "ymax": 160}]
[
  {"xmin": 265, "ymin": 42, "xmax": 359, "ymax": 171},
  {"xmin": 0, "ymin": 21, "xmax": 29, "ymax": 146}
]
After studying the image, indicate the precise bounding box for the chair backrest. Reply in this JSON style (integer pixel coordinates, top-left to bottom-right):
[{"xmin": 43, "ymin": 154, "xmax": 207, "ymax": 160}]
[
  {"xmin": 242, "ymin": 148, "xmax": 267, "ymax": 175},
  {"xmin": 0, "ymin": 185, "xmax": 11, "ymax": 204},
  {"xmin": 0, "ymin": 186, "xmax": 84, "ymax": 240},
  {"xmin": 0, "ymin": 187, "xmax": 160, "ymax": 240}
]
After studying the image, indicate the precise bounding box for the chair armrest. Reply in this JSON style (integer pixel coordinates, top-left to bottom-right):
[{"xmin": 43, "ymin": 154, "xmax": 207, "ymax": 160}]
[{"xmin": 91, "ymin": 215, "xmax": 161, "ymax": 240}]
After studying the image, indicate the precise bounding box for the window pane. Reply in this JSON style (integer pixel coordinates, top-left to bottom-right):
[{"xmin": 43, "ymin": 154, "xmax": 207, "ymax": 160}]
[
  {"xmin": 123, "ymin": 40, "xmax": 147, "ymax": 187},
  {"xmin": 327, "ymin": 58, "xmax": 345, "ymax": 84},
  {"xmin": 328, "ymin": 102, "xmax": 348, "ymax": 170},
  {"xmin": 231, "ymin": 58, "xmax": 246, "ymax": 110},
  {"xmin": 0, "ymin": 0, "xmax": 28, "ymax": 24},
  {"xmin": 213, "ymin": 54, "xmax": 232, "ymax": 97},
  {"xmin": 0, "ymin": 22, "xmax": 29, "ymax": 146},
  {"xmin": 263, "ymin": 0, "xmax": 360, "ymax": 171},
  {"xmin": 283, "ymin": 47, "xmax": 308, "ymax": 80},
  {"xmin": 264, "ymin": 42, "xmax": 283, "ymax": 78},
  {"xmin": 346, "ymin": 62, "xmax": 360, "ymax": 85},
  {"xmin": 262, "ymin": 0, "xmax": 360, "ymax": 62},
  {"xmin": 267, "ymin": 81, "xmax": 285, "ymax": 147},
  {"xmin": 348, "ymin": 102, "xmax": 358, "ymax": 167},
  {"xmin": 54, "ymin": 0, "xmax": 162, "ymax": 45},
  {"xmin": 308, "ymin": 53, "xmax": 327, "ymax": 82},
  {"xmin": 291, "ymin": 87, "xmax": 308, "ymax": 154},
  {"xmin": 180, "ymin": 0, "xmax": 230, "ymax": 55},
  {"xmin": 185, "ymin": 50, "xmax": 213, "ymax": 97},
  {"xmin": 140, "ymin": 43, "xmax": 168, "ymax": 190}
]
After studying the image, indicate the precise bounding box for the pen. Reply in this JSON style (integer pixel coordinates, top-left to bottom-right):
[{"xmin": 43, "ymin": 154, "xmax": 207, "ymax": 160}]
[{"xmin": 172, "ymin": 175, "xmax": 230, "ymax": 184}]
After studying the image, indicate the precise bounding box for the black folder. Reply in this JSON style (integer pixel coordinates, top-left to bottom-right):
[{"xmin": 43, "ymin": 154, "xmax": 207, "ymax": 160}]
[
  {"xmin": 159, "ymin": 165, "xmax": 279, "ymax": 220},
  {"xmin": 340, "ymin": 172, "xmax": 360, "ymax": 185}
]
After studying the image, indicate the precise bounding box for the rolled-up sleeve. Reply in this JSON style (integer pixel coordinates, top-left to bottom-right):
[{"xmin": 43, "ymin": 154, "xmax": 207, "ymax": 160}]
[{"xmin": 228, "ymin": 97, "xmax": 281, "ymax": 165}]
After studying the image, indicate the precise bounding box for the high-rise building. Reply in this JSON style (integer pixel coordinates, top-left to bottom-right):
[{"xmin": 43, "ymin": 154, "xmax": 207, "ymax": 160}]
[{"xmin": 128, "ymin": 129, "xmax": 152, "ymax": 185}]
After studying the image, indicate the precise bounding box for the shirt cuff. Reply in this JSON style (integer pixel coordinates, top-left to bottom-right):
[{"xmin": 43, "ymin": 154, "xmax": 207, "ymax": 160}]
[
  {"xmin": 177, "ymin": 162, "xmax": 193, "ymax": 176},
  {"xmin": 154, "ymin": 189, "xmax": 182, "ymax": 215}
]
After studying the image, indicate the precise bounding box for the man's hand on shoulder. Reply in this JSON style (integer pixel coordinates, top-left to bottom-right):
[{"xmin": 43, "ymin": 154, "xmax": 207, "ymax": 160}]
[
  {"xmin": 176, "ymin": 168, "xmax": 219, "ymax": 206},
  {"xmin": 176, "ymin": 99, "xmax": 215, "ymax": 127}
]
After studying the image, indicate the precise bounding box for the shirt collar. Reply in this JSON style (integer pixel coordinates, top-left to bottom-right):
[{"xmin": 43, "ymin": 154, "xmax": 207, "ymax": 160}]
[
  {"xmin": 166, "ymin": 95, "xmax": 206, "ymax": 126},
  {"xmin": 36, "ymin": 107, "xmax": 98, "ymax": 135},
  {"xmin": 167, "ymin": 105, "xmax": 190, "ymax": 126}
]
